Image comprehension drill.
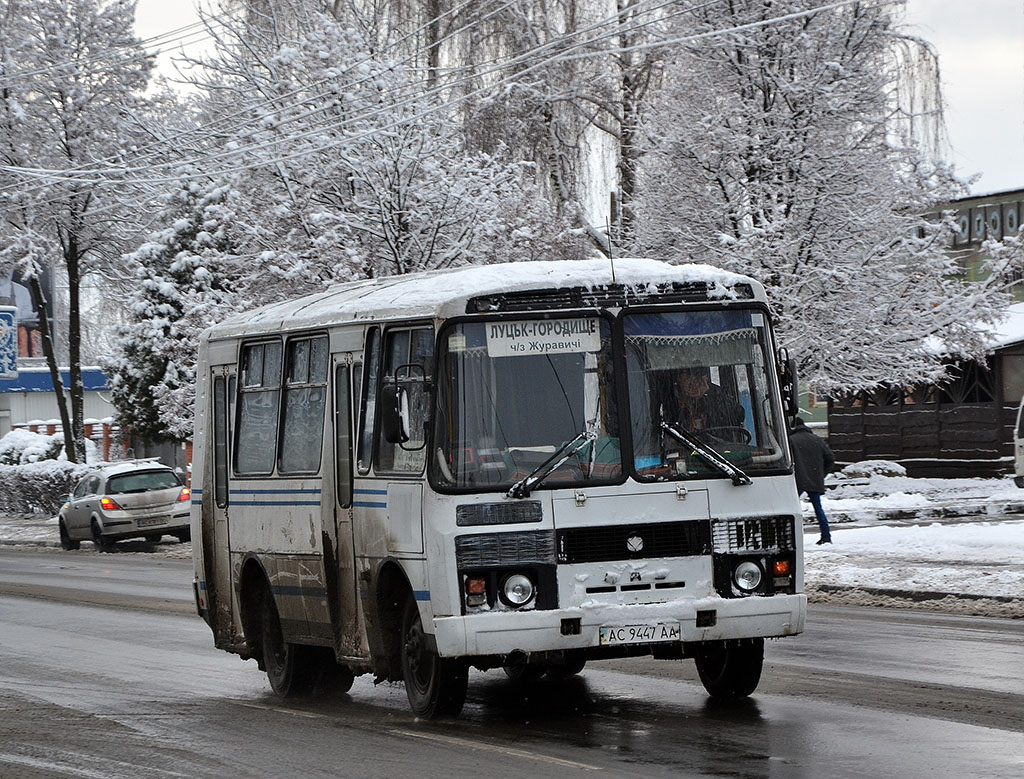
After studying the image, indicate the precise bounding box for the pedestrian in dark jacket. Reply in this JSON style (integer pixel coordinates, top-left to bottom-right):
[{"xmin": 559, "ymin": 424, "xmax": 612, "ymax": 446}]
[{"xmin": 789, "ymin": 416, "xmax": 835, "ymax": 544}]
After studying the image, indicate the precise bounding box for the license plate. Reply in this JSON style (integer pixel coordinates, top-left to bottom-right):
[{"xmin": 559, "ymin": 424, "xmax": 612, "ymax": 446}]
[
  {"xmin": 599, "ymin": 622, "xmax": 681, "ymax": 646},
  {"xmin": 137, "ymin": 517, "xmax": 166, "ymax": 528}
]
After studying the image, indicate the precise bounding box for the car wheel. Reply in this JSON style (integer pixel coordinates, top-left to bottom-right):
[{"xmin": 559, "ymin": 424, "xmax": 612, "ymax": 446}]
[
  {"xmin": 59, "ymin": 519, "xmax": 80, "ymax": 551},
  {"xmin": 175, "ymin": 529, "xmax": 191, "ymax": 543},
  {"xmin": 400, "ymin": 594, "xmax": 467, "ymax": 718},
  {"xmin": 91, "ymin": 521, "xmax": 112, "ymax": 552},
  {"xmin": 694, "ymin": 638, "xmax": 764, "ymax": 700},
  {"xmin": 145, "ymin": 534, "xmax": 162, "ymax": 543},
  {"xmin": 260, "ymin": 588, "xmax": 319, "ymax": 697}
]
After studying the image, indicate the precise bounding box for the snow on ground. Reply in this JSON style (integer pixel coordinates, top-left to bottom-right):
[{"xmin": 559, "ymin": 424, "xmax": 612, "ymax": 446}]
[{"xmin": 800, "ymin": 473, "xmax": 1024, "ymax": 617}]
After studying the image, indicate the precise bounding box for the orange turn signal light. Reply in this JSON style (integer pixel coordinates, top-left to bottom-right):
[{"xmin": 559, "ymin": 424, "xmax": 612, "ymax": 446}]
[
  {"xmin": 465, "ymin": 577, "xmax": 486, "ymax": 595},
  {"xmin": 773, "ymin": 560, "xmax": 791, "ymax": 576}
]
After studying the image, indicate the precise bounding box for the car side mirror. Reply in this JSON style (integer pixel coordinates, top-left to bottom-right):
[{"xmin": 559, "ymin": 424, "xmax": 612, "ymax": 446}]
[{"xmin": 778, "ymin": 349, "xmax": 799, "ymax": 417}]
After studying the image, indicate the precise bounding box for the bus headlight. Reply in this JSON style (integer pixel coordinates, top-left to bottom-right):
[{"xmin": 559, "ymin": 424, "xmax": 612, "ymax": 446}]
[
  {"xmin": 500, "ymin": 573, "xmax": 536, "ymax": 607},
  {"xmin": 733, "ymin": 561, "xmax": 763, "ymax": 593}
]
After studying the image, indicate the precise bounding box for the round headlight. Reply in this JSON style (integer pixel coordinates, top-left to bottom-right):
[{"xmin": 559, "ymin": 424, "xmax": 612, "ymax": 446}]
[
  {"xmin": 501, "ymin": 573, "xmax": 535, "ymax": 607},
  {"xmin": 733, "ymin": 560, "xmax": 763, "ymax": 592}
]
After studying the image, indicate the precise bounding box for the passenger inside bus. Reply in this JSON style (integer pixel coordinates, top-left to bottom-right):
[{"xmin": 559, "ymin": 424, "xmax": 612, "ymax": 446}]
[{"xmin": 672, "ymin": 366, "xmax": 746, "ymax": 435}]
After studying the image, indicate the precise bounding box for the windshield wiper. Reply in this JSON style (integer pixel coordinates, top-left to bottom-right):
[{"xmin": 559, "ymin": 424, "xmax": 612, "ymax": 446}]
[
  {"xmin": 659, "ymin": 421, "xmax": 752, "ymax": 486},
  {"xmin": 507, "ymin": 426, "xmax": 597, "ymax": 499}
]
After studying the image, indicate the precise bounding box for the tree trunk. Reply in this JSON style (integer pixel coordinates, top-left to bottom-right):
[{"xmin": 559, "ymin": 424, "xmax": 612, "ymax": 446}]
[
  {"xmin": 26, "ymin": 275, "xmax": 76, "ymax": 462},
  {"xmin": 66, "ymin": 234, "xmax": 86, "ymax": 463}
]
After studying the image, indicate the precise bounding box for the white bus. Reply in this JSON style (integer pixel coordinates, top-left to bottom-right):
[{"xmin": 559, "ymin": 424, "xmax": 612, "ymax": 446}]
[{"xmin": 191, "ymin": 258, "xmax": 806, "ymax": 717}]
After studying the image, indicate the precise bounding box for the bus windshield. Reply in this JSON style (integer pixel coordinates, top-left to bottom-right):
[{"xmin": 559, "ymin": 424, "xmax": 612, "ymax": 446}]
[
  {"xmin": 625, "ymin": 309, "xmax": 789, "ymax": 480},
  {"xmin": 432, "ymin": 316, "xmax": 621, "ymax": 490}
]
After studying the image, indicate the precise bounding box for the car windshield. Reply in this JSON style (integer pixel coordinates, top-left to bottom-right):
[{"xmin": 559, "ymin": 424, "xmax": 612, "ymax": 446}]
[
  {"xmin": 624, "ymin": 309, "xmax": 789, "ymax": 480},
  {"xmin": 106, "ymin": 470, "xmax": 182, "ymax": 494},
  {"xmin": 432, "ymin": 316, "xmax": 621, "ymax": 490}
]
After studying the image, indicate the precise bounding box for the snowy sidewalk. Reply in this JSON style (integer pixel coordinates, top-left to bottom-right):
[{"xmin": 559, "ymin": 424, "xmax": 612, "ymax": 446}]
[
  {"xmin": 2, "ymin": 472, "xmax": 1022, "ymax": 618},
  {"xmin": 800, "ymin": 471, "xmax": 1024, "ymax": 618}
]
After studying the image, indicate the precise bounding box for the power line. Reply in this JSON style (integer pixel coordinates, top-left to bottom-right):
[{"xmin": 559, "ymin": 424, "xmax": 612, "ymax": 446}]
[
  {"xmin": 3, "ymin": 0, "xmax": 707, "ymax": 188},
  {"xmin": 2, "ymin": 0, "xmax": 883, "ymax": 196}
]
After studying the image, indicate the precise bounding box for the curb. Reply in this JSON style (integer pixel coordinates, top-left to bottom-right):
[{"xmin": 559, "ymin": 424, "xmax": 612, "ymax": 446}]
[
  {"xmin": 810, "ymin": 499, "xmax": 1024, "ymax": 526},
  {"xmin": 813, "ymin": 583, "xmax": 1022, "ymax": 605}
]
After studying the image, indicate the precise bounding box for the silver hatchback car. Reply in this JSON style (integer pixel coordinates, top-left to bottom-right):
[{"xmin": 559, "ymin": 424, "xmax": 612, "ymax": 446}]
[{"xmin": 58, "ymin": 460, "xmax": 191, "ymax": 551}]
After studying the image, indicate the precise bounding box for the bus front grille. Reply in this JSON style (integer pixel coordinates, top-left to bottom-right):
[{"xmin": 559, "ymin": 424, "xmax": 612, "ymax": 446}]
[
  {"xmin": 711, "ymin": 516, "xmax": 796, "ymax": 553},
  {"xmin": 455, "ymin": 530, "xmax": 556, "ymax": 568},
  {"xmin": 556, "ymin": 520, "xmax": 711, "ymax": 564}
]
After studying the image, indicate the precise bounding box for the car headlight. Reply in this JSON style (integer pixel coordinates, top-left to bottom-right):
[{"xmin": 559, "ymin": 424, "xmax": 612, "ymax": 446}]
[
  {"xmin": 733, "ymin": 560, "xmax": 763, "ymax": 593},
  {"xmin": 500, "ymin": 573, "xmax": 535, "ymax": 607}
]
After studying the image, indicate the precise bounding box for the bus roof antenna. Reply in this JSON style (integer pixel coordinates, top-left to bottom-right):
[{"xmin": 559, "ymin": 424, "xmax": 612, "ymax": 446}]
[{"xmin": 606, "ymin": 216, "xmax": 617, "ymax": 284}]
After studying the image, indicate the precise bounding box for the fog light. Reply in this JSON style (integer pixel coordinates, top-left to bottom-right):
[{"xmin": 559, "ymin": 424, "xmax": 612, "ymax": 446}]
[
  {"xmin": 733, "ymin": 561, "xmax": 763, "ymax": 592},
  {"xmin": 501, "ymin": 573, "xmax": 535, "ymax": 607}
]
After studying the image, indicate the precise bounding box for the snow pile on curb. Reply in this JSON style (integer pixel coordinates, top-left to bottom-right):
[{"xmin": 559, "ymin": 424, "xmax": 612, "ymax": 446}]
[{"xmin": 803, "ymin": 521, "xmax": 1024, "ymax": 618}]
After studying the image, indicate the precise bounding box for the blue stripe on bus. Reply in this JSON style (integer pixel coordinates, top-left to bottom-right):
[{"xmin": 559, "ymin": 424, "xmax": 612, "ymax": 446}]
[
  {"xmin": 353, "ymin": 501, "xmax": 387, "ymax": 509},
  {"xmin": 229, "ymin": 489, "xmax": 322, "ymax": 495},
  {"xmin": 414, "ymin": 590, "xmax": 430, "ymax": 601},
  {"xmin": 231, "ymin": 501, "xmax": 322, "ymax": 507},
  {"xmin": 354, "ymin": 488, "xmax": 387, "ymax": 495},
  {"xmin": 225, "ymin": 488, "xmax": 323, "ymax": 507}
]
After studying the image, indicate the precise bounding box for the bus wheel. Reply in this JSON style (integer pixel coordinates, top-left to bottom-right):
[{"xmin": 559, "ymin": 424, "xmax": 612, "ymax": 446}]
[
  {"xmin": 319, "ymin": 656, "xmax": 356, "ymax": 695},
  {"xmin": 694, "ymin": 638, "xmax": 764, "ymax": 700},
  {"xmin": 260, "ymin": 590, "xmax": 318, "ymax": 697},
  {"xmin": 546, "ymin": 651, "xmax": 586, "ymax": 679},
  {"xmin": 59, "ymin": 520, "xmax": 80, "ymax": 551},
  {"xmin": 400, "ymin": 595, "xmax": 467, "ymax": 718}
]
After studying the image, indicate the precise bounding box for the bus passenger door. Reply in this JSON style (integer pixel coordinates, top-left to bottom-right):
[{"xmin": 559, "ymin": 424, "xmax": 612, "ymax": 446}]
[
  {"xmin": 329, "ymin": 359, "xmax": 361, "ymax": 656},
  {"xmin": 204, "ymin": 367, "xmax": 235, "ymax": 640}
]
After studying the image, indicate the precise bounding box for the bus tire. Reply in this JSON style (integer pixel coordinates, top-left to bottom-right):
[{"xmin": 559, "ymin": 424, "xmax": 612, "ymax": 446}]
[
  {"xmin": 319, "ymin": 655, "xmax": 356, "ymax": 695},
  {"xmin": 261, "ymin": 589, "xmax": 319, "ymax": 697},
  {"xmin": 546, "ymin": 651, "xmax": 586, "ymax": 679},
  {"xmin": 694, "ymin": 638, "xmax": 764, "ymax": 700},
  {"xmin": 400, "ymin": 595, "xmax": 467, "ymax": 718}
]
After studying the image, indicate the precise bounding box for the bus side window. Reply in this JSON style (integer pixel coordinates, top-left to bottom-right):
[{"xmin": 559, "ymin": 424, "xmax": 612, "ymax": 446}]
[
  {"xmin": 356, "ymin": 327, "xmax": 380, "ymax": 474},
  {"xmin": 280, "ymin": 335, "xmax": 329, "ymax": 474},
  {"xmin": 213, "ymin": 375, "xmax": 229, "ymax": 508},
  {"xmin": 377, "ymin": 326, "xmax": 433, "ymax": 473},
  {"xmin": 236, "ymin": 340, "xmax": 282, "ymax": 475},
  {"xmin": 335, "ymin": 364, "xmax": 352, "ymax": 507}
]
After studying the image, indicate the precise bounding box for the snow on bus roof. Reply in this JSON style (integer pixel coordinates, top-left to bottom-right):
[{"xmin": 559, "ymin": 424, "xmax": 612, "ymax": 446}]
[{"xmin": 210, "ymin": 258, "xmax": 760, "ymax": 338}]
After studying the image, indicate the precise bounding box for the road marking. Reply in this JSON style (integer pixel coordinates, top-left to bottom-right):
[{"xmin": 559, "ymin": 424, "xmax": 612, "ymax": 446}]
[
  {"xmin": 390, "ymin": 728, "xmax": 602, "ymax": 771},
  {"xmin": 227, "ymin": 700, "xmax": 324, "ymax": 719}
]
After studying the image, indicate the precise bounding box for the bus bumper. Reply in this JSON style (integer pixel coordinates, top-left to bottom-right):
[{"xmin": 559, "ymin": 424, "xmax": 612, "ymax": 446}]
[{"xmin": 432, "ymin": 593, "xmax": 806, "ymax": 658}]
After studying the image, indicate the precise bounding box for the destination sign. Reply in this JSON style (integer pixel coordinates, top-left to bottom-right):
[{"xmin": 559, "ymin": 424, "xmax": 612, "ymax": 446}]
[{"xmin": 486, "ymin": 318, "xmax": 601, "ymax": 357}]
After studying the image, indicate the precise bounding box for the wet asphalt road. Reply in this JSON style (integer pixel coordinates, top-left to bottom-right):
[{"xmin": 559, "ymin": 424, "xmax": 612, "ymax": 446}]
[{"xmin": 0, "ymin": 547, "xmax": 1021, "ymax": 778}]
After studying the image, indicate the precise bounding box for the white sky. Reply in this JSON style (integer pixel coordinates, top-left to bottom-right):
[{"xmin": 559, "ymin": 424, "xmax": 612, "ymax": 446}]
[
  {"xmin": 134, "ymin": 0, "xmax": 1024, "ymax": 196},
  {"xmin": 904, "ymin": 0, "xmax": 1024, "ymax": 195}
]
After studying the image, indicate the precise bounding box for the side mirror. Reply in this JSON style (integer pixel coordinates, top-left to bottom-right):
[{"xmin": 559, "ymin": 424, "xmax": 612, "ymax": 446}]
[
  {"xmin": 381, "ymin": 383, "xmax": 410, "ymax": 444},
  {"xmin": 778, "ymin": 349, "xmax": 799, "ymax": 417}
]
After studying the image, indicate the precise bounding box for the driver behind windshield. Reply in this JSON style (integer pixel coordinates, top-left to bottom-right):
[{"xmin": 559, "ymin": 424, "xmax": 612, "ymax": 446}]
[{"xmin": 673, "ymin": 366, "xmax": 744, "ymax": 433}]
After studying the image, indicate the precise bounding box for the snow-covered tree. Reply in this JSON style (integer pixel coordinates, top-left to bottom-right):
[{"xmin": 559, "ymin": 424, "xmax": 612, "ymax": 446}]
[
  {"xmin": 176, "ymin": 1, "xmax": 582, "ymax": 288},
  {"xmin": 107, "ymin": 178, "xmax": 241, "ymax": 442},
  {"xmin": 0, "ymin": 0, "xmax": 154, "ymax": 461},
  {"xmin": 631, "ymin": 0, "xmax": 1007, "ymax": 393}
]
